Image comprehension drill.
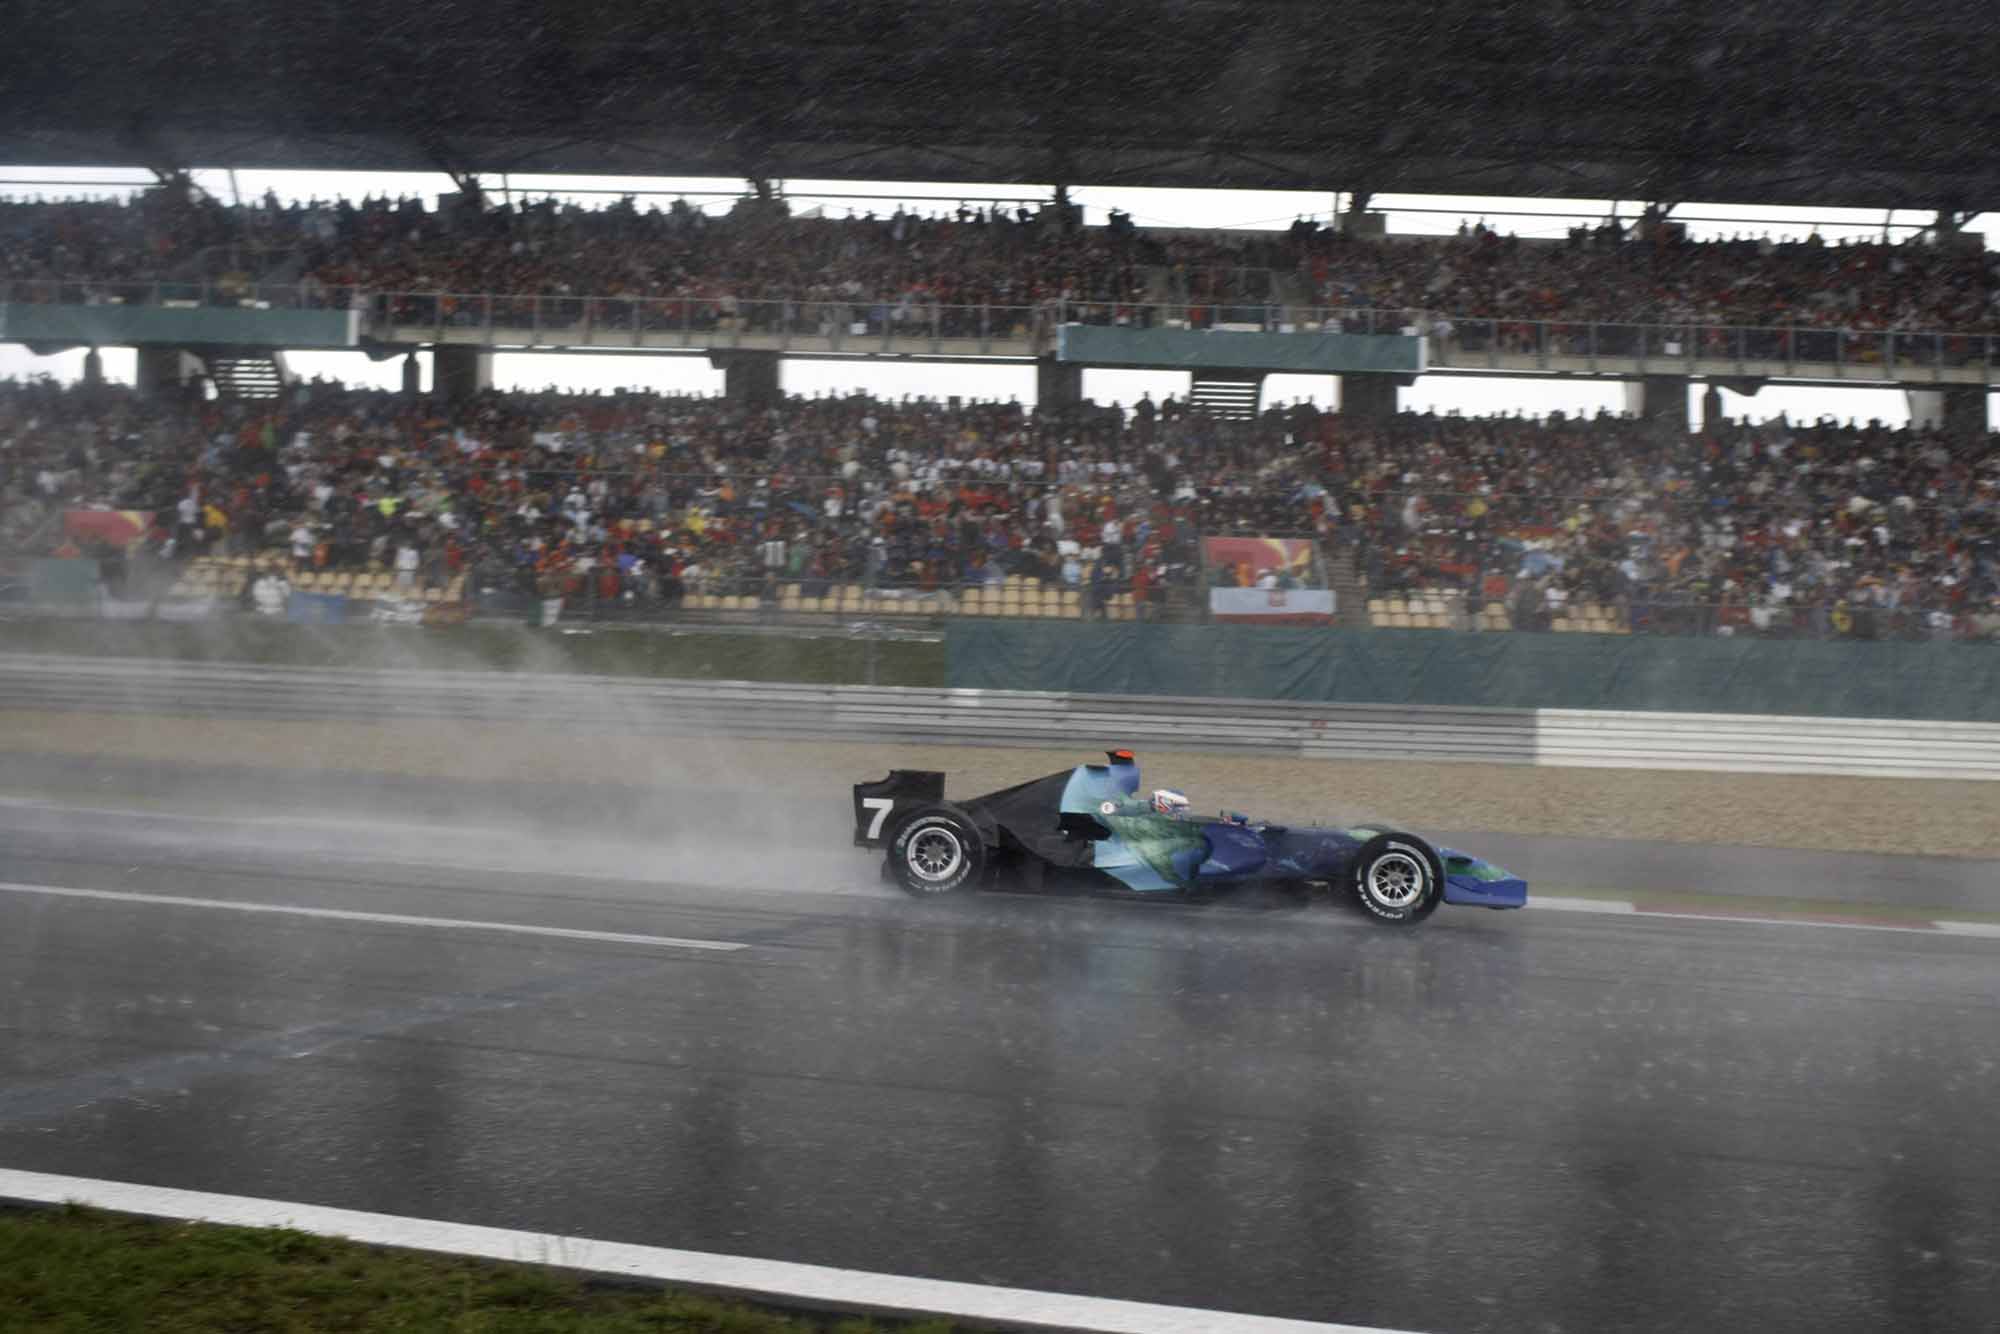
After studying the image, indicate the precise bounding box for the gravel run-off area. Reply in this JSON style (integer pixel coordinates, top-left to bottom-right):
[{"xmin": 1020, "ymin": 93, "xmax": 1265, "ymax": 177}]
[{"xmin": 2, "ymin": 710, "xmax": 1995, "ymax": 859}]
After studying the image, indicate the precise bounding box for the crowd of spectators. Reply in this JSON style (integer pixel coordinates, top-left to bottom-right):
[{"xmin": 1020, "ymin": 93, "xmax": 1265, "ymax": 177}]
[
  {"xmin": 4, "ymin": 374, "xmax": 1998, "ymax": 640},
  {"xmin": 1333, "ymin": 408, "xmax": 2000, "ymax": 641},
  {"xmin": 0, "ymin": 378, "xmax": 1215, "ymax": 621},
  {"xmin": 12, "ymin": 188, "xmax": 2000, "ymax": 341},
  {"xmin": 1299, "ymin": 219, "xmax": 2000, "ymax": 336},
  {"xmin": 2, "ymin": 184, "xmax": 278, "ymax": 289}
]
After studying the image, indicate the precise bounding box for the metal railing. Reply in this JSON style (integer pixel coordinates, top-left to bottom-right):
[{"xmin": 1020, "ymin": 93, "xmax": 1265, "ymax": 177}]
[
  {"xmin": 6, "ymin": 277, "xmax": 2000, "ymax": 381},
  {"xmin": 0, "ymin": 278, "xmax": 361, "ymax": 312},
  {"xmin": 3, "ymin": 652, "xmax": 1995, "ymax": 779}
]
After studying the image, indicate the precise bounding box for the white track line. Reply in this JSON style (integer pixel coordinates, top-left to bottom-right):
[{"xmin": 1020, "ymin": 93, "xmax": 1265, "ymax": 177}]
[
  {"xmin": 0, "ymin": 882, "xmax": 746, "ymax": 952},
  {"xmin": 1528, "ymin": 894, "xmax": 2000, "ymax": 940},
  {"xmin": 1626, "ymin": 911, "xmax": 1953, "ymax": 936},
  {"xmin": 1928, "ymin": 920, "xmax": 2000, "ymax": 937},
  {"xmin": 0, "ymin": 1168, "xmax": 1420, "ymax": 1334},
  {"xmin": 1529, "ymin": 895, "xmax": 1636, "ymax": 914}
]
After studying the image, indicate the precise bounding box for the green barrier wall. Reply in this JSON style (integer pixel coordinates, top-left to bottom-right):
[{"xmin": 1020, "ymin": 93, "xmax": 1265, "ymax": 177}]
[
  {"xmin": 1054, "ymin": 325, "xmax": 1423, "ymax": 372},
  {"xmin": 946, "ymin": 622, "xmax": 2000, "ymax": 722},
  {"xmin": 27, "ymin": 558, "xmax": 100, "ymax": 607},
  {"xmin": 0, "ymin": 304, "xmax": 357, "ymax": 348}
]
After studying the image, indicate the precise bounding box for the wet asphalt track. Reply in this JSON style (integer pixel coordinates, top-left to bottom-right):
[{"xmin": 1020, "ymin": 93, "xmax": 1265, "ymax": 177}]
[{"xmin": 2, "ymin": 803, "xmax": 1999, "ymax": 1333}]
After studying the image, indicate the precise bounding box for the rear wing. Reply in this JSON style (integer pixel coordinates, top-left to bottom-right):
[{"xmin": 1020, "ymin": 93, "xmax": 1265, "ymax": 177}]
[{"xmin": 852, "ymin": 770, "xmax": 945, "ymax": 847}]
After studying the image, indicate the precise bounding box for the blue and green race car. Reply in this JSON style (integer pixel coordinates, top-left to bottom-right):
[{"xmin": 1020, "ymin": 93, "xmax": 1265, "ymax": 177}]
[{"xmin": 853, "ymin": 749, "xmax": 1527, "ymax": 925}]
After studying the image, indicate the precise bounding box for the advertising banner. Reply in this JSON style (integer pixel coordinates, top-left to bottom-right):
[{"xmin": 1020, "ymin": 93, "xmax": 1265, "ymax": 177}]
[
  {"xmin": 1203, "ymin": 536, "xmax": 1319, "ymax": 589},
  {"xmin": 369, "ymin": 596, "xmax": 430, "ymax": 626},
  {"xmin": 63, "ymin": 510, "xmax": 153, "ymax": 546},
  {"xmin": 100, "ymin": 597, "xmax": 216, "ymax": 621},
  {"xmin": 1208, "ymin": 587, "xmax": 1336, "ymax": 624},
  {"xmin": 286, "ymin": 592, "xmax": 348, "ymax": 625}
]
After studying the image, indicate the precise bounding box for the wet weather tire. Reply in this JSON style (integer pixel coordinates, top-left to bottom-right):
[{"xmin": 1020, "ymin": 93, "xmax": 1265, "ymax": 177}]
[
  {"xmin": 887, "ymin": 804, "xmax": 985, "ymax": 897},
  {"xmin": 1349, "ymin": 833, "xmax": 1443, "ymax": 925}
]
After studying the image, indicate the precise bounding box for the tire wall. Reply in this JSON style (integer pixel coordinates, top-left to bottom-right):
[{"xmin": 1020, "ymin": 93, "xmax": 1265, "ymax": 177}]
[{"xmin": 945, "ymin": 622, "xmax": 2000, "ymax": 723}]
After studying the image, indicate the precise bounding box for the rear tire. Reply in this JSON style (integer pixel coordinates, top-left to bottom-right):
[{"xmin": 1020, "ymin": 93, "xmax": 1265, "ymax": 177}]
[
  {"xmin": 886, "ymin": 804, "xmax": 985, "ymax": 897},
  {"xmin": 1349, "ymin": 833, "xmax": 1443, "ymax": 925}
]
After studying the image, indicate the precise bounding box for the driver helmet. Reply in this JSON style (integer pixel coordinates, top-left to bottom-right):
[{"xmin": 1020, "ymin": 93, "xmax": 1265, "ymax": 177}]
[{"xmin": 1150, "ymin": 788, "xmax": 1191, "ymax": 817}]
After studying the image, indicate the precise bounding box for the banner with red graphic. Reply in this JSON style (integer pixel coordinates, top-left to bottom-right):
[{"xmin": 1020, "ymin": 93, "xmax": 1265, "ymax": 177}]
[
  {"xmin": 1203, "ymin": 537, "xmax": 1333, "ymax": 623},
  {"xmin": 62, "ymin": 509, "xmax": 153, "ymax": 547}
]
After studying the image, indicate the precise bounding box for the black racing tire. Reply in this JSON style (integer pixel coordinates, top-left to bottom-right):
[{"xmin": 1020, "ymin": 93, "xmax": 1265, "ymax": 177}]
[
  {"xmin": 885, "ymin": 804, "xmax": 986, "ymax": 897},
  {"xmin": 1348, "ymin": 832, "xmax": 1444, "ymax": 925}
]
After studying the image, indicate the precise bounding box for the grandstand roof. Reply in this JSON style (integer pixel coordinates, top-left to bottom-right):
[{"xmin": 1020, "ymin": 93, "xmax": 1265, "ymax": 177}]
[{"xmin": 7, "ymin": 0, "xmax": 2000, "ymax": 214}]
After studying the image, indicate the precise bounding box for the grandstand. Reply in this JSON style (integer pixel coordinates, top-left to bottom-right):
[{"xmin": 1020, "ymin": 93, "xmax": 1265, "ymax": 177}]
[
  {"xmin": 3, "ymin": 1, "xmax": 1998, "ymax": 642},
  {"xmin": 4, "ymin": 379, "xmax": 1994, "ymax": 640}
]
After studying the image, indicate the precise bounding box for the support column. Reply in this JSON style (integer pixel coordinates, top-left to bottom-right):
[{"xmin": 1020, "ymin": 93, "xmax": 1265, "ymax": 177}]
[
  {"xmin": 1700, "ymin": 378, "xmax": 1764, "ymax": 431},
  {"xmin": 1945, "ymin": 387, "xmax": 1988, "ymax": 435},
  {"xmin": 1622, "ymin": 374, "xmax": 1689, "ymax": 430},
  {"xmin": 134, "ymin": 346, "xmax": 193, "ymax": 398},
  {"xmin": 1907, "ymin": 386, "xmax": 1987, "ymax": 434},
  {"xmin": 708, "ymin": 350, "xmax": 782, "ymax": 405},
  {"xmin": 1036, "ymin": 358, "xmax": 1082, "ymax": 411},
  {"xmin": 434, "ymin": 345, "xmax": 492, "ymax": 399},
  {"xmin": 1700, "ymin": 383, "xmax": 1725, "ymax": 431},
  {"xmin": 1338, "ymin": 210, "xmax": 1387, "ymax": 238},
  {"xmin": 1339, "ymin": 373, "xmax": 1399, "ymax": 421}
]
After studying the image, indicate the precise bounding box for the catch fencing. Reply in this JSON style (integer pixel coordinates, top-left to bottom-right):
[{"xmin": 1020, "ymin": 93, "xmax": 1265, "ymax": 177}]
[{"xmin": 4, "ymin": 654, "xmax": 1997, "ymax": 781}]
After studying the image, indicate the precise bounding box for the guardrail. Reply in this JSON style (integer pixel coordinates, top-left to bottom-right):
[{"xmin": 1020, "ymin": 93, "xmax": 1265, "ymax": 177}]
[{"xmin": 5, "ymin": 654, "xmax": 1996, "ymax": 780}]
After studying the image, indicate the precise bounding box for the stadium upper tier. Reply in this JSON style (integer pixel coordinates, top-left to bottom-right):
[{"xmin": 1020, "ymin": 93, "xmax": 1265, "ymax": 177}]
[
  {"xmin": 5, "ymin": 382, "xmax": 1997, "ymax": 641},
  {"xmin": 5, "ymin": 194, "xmax": 2000, "ymax": 340}
]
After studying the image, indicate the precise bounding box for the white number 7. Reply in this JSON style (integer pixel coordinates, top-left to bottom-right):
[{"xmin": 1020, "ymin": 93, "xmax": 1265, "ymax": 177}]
[{"xmin": 862, "ymin": 797, "xmax": 895, "ymax": 840}]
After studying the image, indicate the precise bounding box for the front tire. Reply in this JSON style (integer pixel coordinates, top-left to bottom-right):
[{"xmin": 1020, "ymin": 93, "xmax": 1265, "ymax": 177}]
[
  {"xmin": 1349, "ymin": 833, "xmax": 1443, "ymax": 925},
  {"xmin": 886, "ymin": 804, "xmax": 985, "ymax": 896}
]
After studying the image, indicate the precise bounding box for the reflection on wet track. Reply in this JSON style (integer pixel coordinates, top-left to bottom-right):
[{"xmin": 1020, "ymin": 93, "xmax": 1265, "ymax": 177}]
[{"xmin": 1, "ymin": 806, "xmax": 1996, "ymax": 1334}]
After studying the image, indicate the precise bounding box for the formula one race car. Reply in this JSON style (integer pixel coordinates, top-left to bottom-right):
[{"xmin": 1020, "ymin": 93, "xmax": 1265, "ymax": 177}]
[{"xmin": 852, "ymin": 750, "xmax": 1527, "ymax": 924}]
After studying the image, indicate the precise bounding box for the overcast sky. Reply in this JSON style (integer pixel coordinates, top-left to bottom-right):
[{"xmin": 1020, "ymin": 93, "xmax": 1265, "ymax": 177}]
[{"xmin": 3, "ymin": 165, "xmax": 1984, "ymax": 427}]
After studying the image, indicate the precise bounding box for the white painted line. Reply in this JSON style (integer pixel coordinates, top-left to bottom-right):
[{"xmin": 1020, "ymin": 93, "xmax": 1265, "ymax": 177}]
[
  {"xmin": 0, "ymin": 1168, "xmax": 1421, "ymax": 1334},
  {"xmin": 1933, "ymin": 920, "xmax": 2000, "ymax": 937},
  {"xmin": 1527, "ymin": 895, "xmax": 1636, "ymax": 914},
  {"xmin": 1627, "ymin": 910, "xmax": 1951, "ymax": 938},
  {"xmin": 1530, "ymin": 896, "xmax": 2000, "ymax": 941},
  {"xmin": 0, "ymin": 882, "xmax": 746, "ymax": 953}
]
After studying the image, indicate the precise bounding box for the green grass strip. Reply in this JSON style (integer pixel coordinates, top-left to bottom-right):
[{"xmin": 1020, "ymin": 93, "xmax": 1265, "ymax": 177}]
[{"xmin": 0, "ymin": 1203, "xmax": 961, "ymax": 1334}]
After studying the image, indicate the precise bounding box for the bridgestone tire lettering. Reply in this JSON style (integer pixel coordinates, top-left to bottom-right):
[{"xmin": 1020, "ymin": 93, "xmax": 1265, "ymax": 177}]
[
  {"xmin": 1350, "ymin": 832, "xmax": 1443, "ymax": 925},
  {"xmin": 887, "ymin": 804, "xmax": 984, "ymax": 896}
]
